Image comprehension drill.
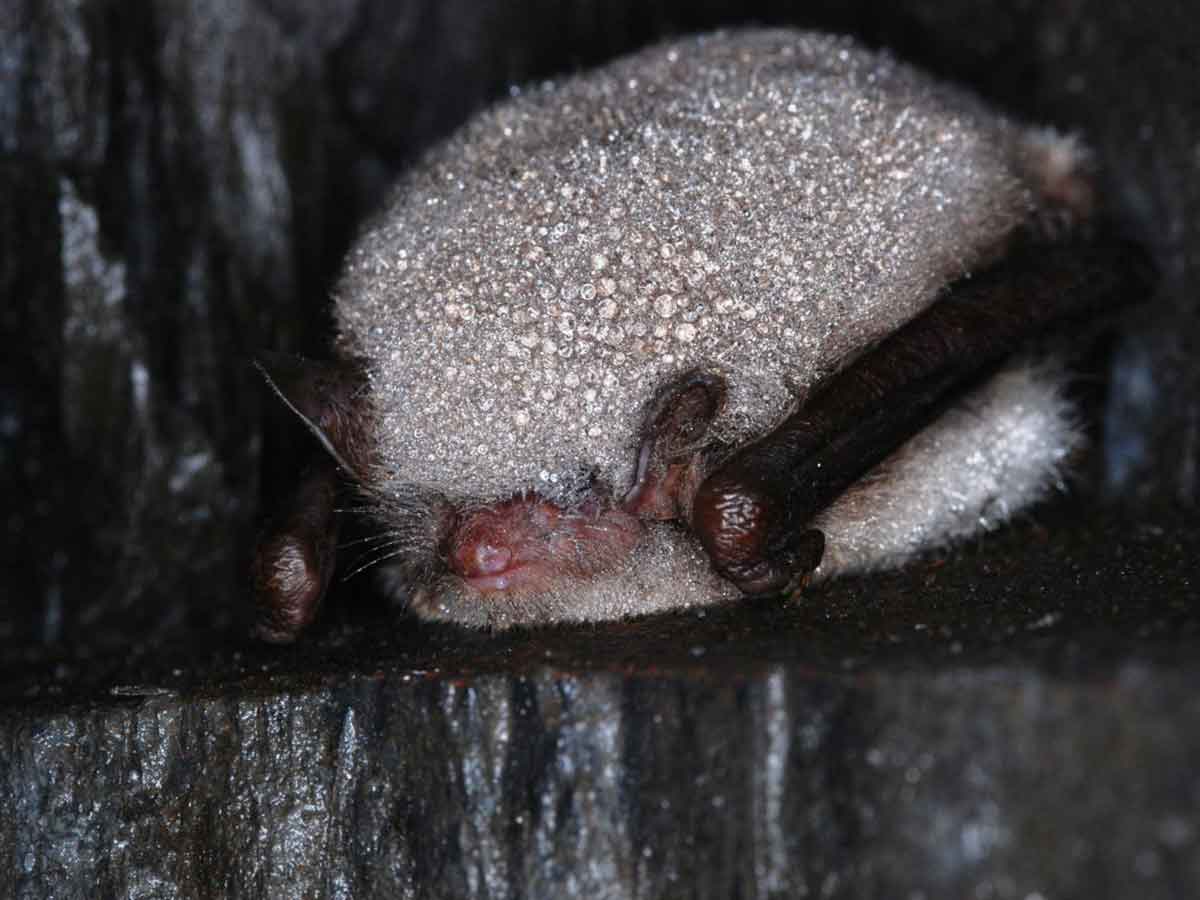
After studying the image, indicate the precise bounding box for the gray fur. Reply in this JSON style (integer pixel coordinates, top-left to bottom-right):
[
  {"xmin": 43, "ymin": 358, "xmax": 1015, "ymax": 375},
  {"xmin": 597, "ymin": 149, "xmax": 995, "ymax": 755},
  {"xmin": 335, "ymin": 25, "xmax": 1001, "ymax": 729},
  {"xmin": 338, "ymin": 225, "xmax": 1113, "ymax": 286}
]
[{"xmin": 332, "ymin": 29, "xmax": 1089, "ymax": 626}]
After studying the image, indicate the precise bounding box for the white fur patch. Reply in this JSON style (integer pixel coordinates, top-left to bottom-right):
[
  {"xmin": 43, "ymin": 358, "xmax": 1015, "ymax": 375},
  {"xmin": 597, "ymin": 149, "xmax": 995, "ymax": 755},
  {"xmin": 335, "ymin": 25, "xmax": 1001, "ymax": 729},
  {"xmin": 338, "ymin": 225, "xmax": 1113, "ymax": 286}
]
[{"xmin": 812, "ymin": 359, "xmax": 1080, "ymax": 579}]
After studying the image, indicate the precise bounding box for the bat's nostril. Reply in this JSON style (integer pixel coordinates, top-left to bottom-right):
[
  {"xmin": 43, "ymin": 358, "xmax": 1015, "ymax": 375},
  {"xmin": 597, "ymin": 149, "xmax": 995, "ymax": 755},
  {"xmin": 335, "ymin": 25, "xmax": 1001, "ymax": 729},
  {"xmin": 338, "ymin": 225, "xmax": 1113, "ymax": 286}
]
[{"xmin": 472, "ymin": 543, "xmax": 513, "ymax": 576}]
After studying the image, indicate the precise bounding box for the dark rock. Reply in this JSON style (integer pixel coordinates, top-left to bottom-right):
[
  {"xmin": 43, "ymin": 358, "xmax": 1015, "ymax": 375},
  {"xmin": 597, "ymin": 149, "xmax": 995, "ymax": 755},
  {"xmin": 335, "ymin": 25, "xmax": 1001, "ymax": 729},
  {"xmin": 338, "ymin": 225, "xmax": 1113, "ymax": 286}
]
[
  {"xmin": 3, "ymin": 505, "xmax": 1199, "ymax": 897},
  {"xmin": 2, "ymin": 0, "xmax": 1198, "ymax": 897},
  {"xmin": 10, "ymin": 657, "xmax": 1196, "ymax": 899}
]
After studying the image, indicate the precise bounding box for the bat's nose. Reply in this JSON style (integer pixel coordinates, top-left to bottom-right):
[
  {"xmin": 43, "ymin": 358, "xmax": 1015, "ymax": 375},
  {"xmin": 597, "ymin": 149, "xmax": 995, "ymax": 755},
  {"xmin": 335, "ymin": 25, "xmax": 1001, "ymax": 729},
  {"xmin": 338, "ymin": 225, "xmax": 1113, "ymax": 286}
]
[
  {"xmin": 444, "ymin": 490, "xmax": 645, "ymax": 596},
  {"xmin": 446, "ymin": 505, "xmax": 523, "ymax": 586},
  {"xmin": 463, "ymin": 543, "xmax": 513, "ymax": 578}
]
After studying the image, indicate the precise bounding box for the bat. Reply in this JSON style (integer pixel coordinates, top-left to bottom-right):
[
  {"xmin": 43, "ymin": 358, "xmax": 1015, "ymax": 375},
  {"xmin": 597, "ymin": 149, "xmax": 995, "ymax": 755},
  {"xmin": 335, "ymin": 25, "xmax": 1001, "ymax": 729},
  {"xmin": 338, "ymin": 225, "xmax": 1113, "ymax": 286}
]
[{"xmin": 251, "ymin": 30, "xmax": 1154, "ymax": 640}]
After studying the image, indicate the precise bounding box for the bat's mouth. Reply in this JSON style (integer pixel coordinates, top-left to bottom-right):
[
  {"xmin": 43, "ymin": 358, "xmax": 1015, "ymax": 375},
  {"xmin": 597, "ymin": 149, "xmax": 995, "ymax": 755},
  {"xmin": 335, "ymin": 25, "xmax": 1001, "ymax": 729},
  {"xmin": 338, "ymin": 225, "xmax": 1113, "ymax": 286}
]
[
  {"xmin": 460, "ymin": 564, "xmax": 538, "ymax": 594},
  {"xmin": 445, "ymin": 490, "xmax": 644, "ymax": 597}
]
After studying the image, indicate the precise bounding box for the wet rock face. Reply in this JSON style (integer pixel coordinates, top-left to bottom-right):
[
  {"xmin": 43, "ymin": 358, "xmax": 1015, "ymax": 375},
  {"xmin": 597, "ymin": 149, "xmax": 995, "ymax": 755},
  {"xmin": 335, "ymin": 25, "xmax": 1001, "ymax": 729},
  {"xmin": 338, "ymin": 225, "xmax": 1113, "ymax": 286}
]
[
  {"xmin": 5, "ymin": 638, "xmax": 1200, "ymax": 898},
  {"xmin": 4, "ymin": 510, "xmax": 1199, "ymax": 898},
  {"xmin": 2, "ymin": 0, "xmax": 329, "ymax": 649},
  {"xmin": 2, "ymin": 1, "xmax": 1198, "ymax": 898}
]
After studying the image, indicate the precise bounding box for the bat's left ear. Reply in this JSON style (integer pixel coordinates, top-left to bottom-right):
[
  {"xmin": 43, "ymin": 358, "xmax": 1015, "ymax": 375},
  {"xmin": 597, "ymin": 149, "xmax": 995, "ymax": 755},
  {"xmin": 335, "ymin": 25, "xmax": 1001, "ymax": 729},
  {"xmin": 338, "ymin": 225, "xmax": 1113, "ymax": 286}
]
[
  {"xmin": 252, "ymin": 464, "xmax": 339, "ymax": 643},
  {"xmin": 252, "ymin": 351, "xmax": 370, "ymax": 643},
  {"xmin": 254, "ymin": 351, "xmax": 371, "ymax": 477}
]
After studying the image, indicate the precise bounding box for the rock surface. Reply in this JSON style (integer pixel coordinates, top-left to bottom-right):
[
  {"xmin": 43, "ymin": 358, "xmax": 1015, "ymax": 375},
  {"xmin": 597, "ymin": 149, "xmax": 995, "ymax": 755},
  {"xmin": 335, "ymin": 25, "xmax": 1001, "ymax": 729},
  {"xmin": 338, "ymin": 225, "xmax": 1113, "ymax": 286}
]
[
  {"xmin": 4, "ymin": 504, "xmax": 1199, "ymax": 898},
  {"xmin": 2, "ymin": 1, "xmax": 1197, "ymax": 897}
]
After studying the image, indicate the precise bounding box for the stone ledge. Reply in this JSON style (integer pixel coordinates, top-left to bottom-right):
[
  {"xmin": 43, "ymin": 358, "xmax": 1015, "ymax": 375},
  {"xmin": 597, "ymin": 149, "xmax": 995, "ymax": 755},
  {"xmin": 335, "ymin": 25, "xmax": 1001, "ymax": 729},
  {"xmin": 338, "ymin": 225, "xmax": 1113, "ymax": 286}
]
[{"xmin": 3, "ymin": 507, "xmax": 1198, "ymax": 898}]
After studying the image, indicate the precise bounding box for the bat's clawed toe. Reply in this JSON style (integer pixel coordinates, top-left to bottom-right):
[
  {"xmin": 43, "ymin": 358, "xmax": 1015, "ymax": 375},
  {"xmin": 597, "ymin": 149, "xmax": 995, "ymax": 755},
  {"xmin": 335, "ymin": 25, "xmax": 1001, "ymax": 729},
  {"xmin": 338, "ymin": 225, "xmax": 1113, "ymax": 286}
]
[{"xmin": 771, "ymin": 528, "xmax": 826, "ymax": 599}]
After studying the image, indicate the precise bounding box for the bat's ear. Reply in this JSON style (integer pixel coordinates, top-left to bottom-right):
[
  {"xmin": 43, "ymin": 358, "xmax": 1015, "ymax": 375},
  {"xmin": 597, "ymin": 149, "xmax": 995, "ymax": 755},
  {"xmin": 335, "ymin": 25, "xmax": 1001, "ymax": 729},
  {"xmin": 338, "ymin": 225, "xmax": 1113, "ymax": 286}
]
[
  {"xmin": 623, "ymin": 369, "xmax": 726, "ymax": 519},
  {"xmin": 254, "ymin": 351, "xmax": 369, "ymax": 476}
]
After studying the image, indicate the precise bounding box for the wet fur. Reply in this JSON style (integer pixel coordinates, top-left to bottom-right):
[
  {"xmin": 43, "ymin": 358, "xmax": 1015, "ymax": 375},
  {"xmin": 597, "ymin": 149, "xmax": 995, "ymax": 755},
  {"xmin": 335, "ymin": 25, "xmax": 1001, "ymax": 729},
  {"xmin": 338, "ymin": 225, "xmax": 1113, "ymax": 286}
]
[{"xmin": 256, "ymin": 31, "xmax": 1135, "ymax": 636}]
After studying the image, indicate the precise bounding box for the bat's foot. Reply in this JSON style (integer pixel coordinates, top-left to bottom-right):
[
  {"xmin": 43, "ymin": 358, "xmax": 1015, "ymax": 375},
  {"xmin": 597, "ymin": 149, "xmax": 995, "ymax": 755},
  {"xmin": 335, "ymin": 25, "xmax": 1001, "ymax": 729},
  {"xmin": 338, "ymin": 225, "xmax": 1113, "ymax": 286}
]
[
  {"xmin": 688, "ymin": 461, "xmax": 827, "ymax": 597},
  {"xmin": 722, "ymin": 528, "xmax": 826, "ymax": 599}
]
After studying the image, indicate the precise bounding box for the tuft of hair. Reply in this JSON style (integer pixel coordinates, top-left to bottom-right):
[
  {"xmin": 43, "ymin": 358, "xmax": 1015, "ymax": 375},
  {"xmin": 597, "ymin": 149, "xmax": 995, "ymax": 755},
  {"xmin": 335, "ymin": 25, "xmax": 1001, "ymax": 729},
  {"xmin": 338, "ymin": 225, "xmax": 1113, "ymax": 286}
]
[
  {"xmin": 335, "ymin": 29, "xmax": 1048, "ymax": 506},
  {"xmin": 1016, "ymin": 128, "xmax": 1096, "ymax": 232},
  {"xmin": 344, "ymin": 480, "xmax": 446, "ymax": 586}
]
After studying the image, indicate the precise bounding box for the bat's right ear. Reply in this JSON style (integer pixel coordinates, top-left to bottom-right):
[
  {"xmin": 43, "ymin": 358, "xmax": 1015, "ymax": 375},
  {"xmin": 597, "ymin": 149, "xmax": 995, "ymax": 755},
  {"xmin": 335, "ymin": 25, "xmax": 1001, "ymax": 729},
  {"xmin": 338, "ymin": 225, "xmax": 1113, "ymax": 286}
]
[
  {"xmin": 623, "ymin": 369, "xmax": 726, "ymax": 519},
  {"xmin": 254, "ymin": 352, "xmax": 369, "ymax": 476}
]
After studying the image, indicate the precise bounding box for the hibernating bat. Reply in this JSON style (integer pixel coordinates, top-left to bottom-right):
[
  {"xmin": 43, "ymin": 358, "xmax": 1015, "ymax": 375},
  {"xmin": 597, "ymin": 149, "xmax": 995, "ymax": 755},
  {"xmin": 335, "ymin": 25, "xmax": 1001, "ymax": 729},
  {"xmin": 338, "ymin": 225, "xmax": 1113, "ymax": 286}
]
[{"xmin": 252, "ymin": 29, "xmax": 1154, "ymax": 641}]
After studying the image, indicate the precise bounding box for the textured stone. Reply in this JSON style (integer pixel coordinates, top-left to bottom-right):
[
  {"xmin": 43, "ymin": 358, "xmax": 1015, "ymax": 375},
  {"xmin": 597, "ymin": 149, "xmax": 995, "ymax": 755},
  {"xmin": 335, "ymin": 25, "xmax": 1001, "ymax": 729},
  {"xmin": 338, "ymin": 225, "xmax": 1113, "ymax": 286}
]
[{"xmin": 3, "ymin": 504, "xmax": 1200, "ymax": 898}]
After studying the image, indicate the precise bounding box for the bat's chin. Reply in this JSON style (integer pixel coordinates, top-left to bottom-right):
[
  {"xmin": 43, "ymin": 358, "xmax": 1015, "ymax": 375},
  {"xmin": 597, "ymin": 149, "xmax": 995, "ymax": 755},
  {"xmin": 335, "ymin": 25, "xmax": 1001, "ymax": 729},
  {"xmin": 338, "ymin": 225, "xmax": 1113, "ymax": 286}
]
[
  {"xmin": 405, "ymin": 571, "xmax": 590, "ymax": 630},
  {"xmin": 406, "ymin": 519, "xmax": 740, "ymax": 630}
]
